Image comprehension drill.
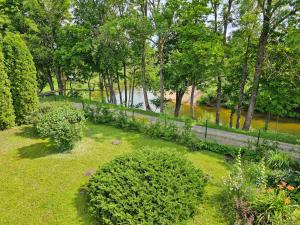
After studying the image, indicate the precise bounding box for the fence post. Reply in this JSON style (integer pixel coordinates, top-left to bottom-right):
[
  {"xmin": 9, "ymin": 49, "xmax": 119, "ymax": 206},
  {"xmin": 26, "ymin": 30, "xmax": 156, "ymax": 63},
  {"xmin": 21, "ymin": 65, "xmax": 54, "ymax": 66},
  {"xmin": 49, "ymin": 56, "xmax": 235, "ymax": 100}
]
[
  {"xmin": 81, "ymin": 101, "xmax": 85, "ymax": 111},
  {"xmin": 256, "ymin": 129, "xmax": 261, "ymax": 147},
  {"xmin": 89, "ymin": 90, "xmax": 91, "ymax": 104},
  {"xmin": 205, "ymin": 120, "xmax": 208, "ymax": 140},
  {"xmin": 132, "ymin": 109, "xmax": 135, "ymax": 120},
  {"xmin": 164, "ymin": 113, "xmax": 167, "ymax": 127}
]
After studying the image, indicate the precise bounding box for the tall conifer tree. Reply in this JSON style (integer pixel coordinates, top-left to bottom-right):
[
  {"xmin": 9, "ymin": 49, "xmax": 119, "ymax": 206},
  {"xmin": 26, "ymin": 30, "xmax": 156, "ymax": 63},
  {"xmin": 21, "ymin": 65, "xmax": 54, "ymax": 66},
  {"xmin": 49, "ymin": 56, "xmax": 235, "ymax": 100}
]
[
  {"xmin": 3, "ymin": 32, "xmax": 38, "ymax": 124},
  {"xmin": 0, "ymin": 36, "xmax": 15, "ymax": 129}
]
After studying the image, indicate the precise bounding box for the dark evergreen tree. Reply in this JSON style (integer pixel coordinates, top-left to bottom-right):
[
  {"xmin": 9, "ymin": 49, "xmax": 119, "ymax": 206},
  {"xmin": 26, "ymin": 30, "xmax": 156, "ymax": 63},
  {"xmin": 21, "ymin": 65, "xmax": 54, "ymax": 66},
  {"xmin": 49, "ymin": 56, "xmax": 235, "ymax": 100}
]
[
  {"xmin": 0, "ymin": 37, "xmax": 15, "ymax": 129},
  {"xmin": 3, "ymin": 32, "xmax": 38, "ymax": 124}
]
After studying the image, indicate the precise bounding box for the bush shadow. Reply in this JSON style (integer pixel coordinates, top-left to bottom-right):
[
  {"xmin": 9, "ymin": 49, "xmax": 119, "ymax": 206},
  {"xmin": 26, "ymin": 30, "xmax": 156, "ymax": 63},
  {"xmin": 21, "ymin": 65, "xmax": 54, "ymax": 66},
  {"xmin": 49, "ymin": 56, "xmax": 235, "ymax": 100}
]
[
  {"xmin": 83, "ymin": 122, "xmax": 140, "ymax": 144},
  {"xmin": 73, "ymin": 187, "xmax": 97, "ymax": 225},
  {"xmin": 14, "ymin": 125, "xmax": 40, "ymax": 139},
  {"xmin": 85, "ymin": 123, "xmax": 224, "ymax": 158},
  {"xmin": 17, "ymin": 142, "xmax": 58, "ymax": 159}
]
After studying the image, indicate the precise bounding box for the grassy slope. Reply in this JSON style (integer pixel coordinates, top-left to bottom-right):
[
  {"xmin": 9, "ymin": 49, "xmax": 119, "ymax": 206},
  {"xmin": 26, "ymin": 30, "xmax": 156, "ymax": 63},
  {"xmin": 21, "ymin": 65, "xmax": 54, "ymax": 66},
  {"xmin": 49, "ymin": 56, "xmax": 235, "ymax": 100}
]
[{"xmin": 0, "ymin": 122, "xmax": 230, "ymax": 225}]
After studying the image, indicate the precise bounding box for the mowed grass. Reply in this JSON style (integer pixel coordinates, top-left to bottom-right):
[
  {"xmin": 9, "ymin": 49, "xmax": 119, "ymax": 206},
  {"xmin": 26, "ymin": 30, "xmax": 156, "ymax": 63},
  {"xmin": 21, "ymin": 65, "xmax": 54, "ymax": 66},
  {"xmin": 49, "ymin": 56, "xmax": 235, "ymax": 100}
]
[{"xmin": 0, "ymin": 122, "xmax": 231, "ymax": 225}]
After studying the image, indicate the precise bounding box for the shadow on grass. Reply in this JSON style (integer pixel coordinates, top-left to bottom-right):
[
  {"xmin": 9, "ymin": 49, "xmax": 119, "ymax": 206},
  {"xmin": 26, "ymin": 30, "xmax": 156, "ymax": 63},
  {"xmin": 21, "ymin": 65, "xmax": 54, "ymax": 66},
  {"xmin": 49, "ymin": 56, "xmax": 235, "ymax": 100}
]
[
  {"xmin": 203, "ymin": 150, "xmax": 233, "ymax": 171},
  {"xmin": 73, "ymin": 187, "xmax": 97, "ymax": 225},
  {"xmin": 17, "ymin": 142, "xmax": 58, "ymax": 159},
  {"xmin": 212, "ymin": 188, "xmax": 236, "ymax": 224},
  {"xmin": 84, "ymin": 123, "xmax": 229, "ymax": 165},
  {"xmin": 14, "ymin": 126, "xmax": 40, "ymax": 139},
  {"xmin": 85, "ymin": 122, "xmax": 185, "ymax": 150}
]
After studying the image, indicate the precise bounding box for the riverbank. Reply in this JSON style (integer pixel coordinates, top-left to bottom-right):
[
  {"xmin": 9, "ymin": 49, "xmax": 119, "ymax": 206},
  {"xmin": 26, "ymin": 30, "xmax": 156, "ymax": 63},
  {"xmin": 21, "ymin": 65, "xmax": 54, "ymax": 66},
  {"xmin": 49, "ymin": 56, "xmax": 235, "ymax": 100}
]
[
  {"xmin": 40, "ymin": 95, "xmax": 300, "ymax": 146},
  {"xmin": 165, "ymin": 86, "xmax": 203, "ymax": 104},
  {"xmin": 43, "ymin": 80, "xmax": 300, "ymax": 136}
]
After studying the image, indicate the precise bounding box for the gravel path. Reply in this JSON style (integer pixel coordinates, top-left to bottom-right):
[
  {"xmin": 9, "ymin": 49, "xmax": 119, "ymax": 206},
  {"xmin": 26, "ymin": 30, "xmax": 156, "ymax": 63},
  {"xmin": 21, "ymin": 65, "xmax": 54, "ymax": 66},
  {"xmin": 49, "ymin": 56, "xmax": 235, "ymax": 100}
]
[{"xmin": 74, "ymin": 103, "xmax": 299, "ymax": 157}]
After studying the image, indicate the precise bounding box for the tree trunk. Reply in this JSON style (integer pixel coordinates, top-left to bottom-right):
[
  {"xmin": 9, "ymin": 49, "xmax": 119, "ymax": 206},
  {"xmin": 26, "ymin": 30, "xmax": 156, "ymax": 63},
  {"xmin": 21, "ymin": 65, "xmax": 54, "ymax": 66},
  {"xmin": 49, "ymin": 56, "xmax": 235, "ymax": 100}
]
[
  {"xmin": 46, "ymin": 67, "xmax": 54, "ymax": 92},
  {"xmin": 243, "ymin": 6, "xmax": 272, "ymax": 130},
  {"xmin": 103, "ymin": 74, "xmax": 110, "ymax": 103},
  {"xmin": 236, "ymin": 36, "xmax": 251, "ymax": 129},
  {"xmin": 174, "ymin": 90, "xmax": 184, "ymax": 117},
  {"xmin": 222, "ymin": 0, "xmax": 233, "ymax": 43},
  {"xmin": 141, "ymin": 42, "xmax": 151, "ymax": 110},
  {"xmin": 116, "ymin": 66, "xmax": 123, "ymax": 105},
  {"xmin": 212, "ymin": 0, "xmax": 218, "ymax": 34},
  {"xmin": 216, "ymin": 76, "xmax": 222, "ymax": 125},
  {"xmin": 131, "ymin": 68, "xmax": 136, "ymax": 107},
  {"xmin": 62, "ymin": 71, "xmax": 67, "ymax": 96},
  {"xmin": 140, "ymin": 0, "xmax": 151, "ymax": 111},
  {"xmin": 123, "ymin": 63, "xmax": 127, "ymax": 107},
  {"xmin": 229, "ymin": 109, "xmax": 234, "ymax": 128},
  {"xmin": 264, "ymin": 111, "xmax": 271, "ymax": 131},
  {"xmin": 190, "ymin": 84, "xmax": 196, "ymax": 119},
  {"xmin": 107, "ymin": 72, "xmax": 116, "ymax": 104},
  {"xmin": 87, "ymin": 78, "xmax": 92, "ymax": 102},
  {"xmin": 212, "ymin": 1, "xmax": 220, "ymax": 125},
  {"xmin": 128, "ymin": 75, "xmax": 132, "ymax": 106},
  {"xmin": 56, "ymin": 66, "xmax": 63, "ymax": 95},
  {"xmin": 159, "ymin": 37, "xmax": 165, "ymax": 113},
  {"xmin": 98, "ymin": 72, "xmax": 104, "ymax": 102},
  {"xmin": 216, "ymin": 0, "xmax": 233, "ymax": 125},
  {"xmin": 107, "ymin": 72, "xmax": 113, "ymax": 103},
  {"xmin": 112, "ymin": 77, "xmax": 117, "ymax": 104}
]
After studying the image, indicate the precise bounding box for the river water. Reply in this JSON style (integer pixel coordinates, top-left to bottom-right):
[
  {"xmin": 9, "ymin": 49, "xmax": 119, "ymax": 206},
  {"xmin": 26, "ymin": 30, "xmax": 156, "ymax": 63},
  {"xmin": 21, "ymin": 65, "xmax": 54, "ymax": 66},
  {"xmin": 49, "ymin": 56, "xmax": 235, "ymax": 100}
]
[{"xmin": 93, "ymin": 88, "xmax": 300, "ymax": 135}]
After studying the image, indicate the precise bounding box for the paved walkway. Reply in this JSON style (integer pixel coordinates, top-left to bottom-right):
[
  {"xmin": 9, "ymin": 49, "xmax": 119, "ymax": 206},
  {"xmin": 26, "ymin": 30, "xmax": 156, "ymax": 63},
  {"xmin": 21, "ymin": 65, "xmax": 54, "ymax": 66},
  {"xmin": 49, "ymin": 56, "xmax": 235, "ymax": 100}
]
[{"xmin": 74, "ymin": 103, "xmax": 300, "ymax": 157}]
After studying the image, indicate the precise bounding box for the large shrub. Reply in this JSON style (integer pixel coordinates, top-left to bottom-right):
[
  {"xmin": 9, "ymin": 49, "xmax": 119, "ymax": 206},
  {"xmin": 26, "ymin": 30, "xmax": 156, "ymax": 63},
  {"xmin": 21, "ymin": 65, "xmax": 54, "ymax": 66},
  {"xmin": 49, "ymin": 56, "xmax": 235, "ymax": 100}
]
[
  {"xmin": 0, "ymin": 38, "xmax": 15, "ymax": 130},
  {"xmin": 86, "ymin": 149, "xmax": 208, "ymax": 225},
  {"xmin": 3, "ymin": 32, "xmax": 38, "ymax": 124},
  {"xmin": 35, "ymin": 107, "xmax": 85, "ymax": 151}
]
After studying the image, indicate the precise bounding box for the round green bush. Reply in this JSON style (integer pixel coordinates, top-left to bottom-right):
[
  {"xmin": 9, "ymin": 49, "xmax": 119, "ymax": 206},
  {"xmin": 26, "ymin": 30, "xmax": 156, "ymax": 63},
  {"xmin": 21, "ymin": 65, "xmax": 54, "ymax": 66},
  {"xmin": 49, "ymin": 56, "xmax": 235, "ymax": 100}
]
[
  {"xmin": 35, "ymin": 107, "xmax": 85, "ymax": 151},
  {"xmin": 86, "ymin": 150, "xmax": 208, "ymax": 225}
]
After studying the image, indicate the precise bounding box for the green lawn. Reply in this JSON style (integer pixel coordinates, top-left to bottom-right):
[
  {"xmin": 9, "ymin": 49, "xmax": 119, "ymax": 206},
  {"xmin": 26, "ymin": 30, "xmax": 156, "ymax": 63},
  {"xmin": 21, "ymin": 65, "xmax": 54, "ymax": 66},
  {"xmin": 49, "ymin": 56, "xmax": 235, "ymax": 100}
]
[{"xmin": 0, "ymin": 122, "xmax": 231, "ymax": 225}]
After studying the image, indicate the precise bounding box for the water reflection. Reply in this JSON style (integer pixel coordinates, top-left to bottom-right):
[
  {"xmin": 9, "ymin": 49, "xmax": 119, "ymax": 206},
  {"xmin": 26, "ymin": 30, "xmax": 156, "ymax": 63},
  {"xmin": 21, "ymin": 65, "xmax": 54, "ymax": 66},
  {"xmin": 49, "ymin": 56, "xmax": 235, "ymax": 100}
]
[{"xmin": 92, "ymin": 88, "xmax": 300, "ymax": 135}]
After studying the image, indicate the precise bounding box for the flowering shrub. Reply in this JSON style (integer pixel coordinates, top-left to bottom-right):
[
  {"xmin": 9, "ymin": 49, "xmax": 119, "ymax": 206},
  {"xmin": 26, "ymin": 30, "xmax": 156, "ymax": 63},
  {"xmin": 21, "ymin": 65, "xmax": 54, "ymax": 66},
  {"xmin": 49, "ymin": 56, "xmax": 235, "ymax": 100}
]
[
  {"xmin": 244, "ymin": 160, "xmax": 268, "ymax": 188},
  {"xmin": 223, "ymin": 151, "xmax": 300, "ymax": 224},
  {"xmin": 250, "ymin": 188, "xmax": 297, "ymax": 224},
  {"xmin": 224, "ymin": 151, "xmax": 245, "ymax": 198}
]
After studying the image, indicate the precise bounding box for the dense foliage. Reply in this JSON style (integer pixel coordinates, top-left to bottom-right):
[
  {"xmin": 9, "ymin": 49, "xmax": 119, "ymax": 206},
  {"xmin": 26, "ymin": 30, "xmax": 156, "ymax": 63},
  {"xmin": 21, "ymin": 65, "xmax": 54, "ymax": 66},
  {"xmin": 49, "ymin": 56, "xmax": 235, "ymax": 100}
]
[
  {"xmin": 3, "ymin": 32, "xmax": 38, "ymax": 125},
  {"xmin": 86, "ymin": 149, "xmax": 208, "ymax": 224},
  {"xmin": 0, "ymin": 38, "xmax": 15, "ymax": 130},
  {"xmin": 0, "ymin": 0, "xmax": 298, "ymax": 130},
  {"xmin": 35, "ymin": 106, "xmax": 85, "ymax": 151},
  {"xmin": 223, "ymin": 147, "xmax": 300, "ymax": 224}
]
